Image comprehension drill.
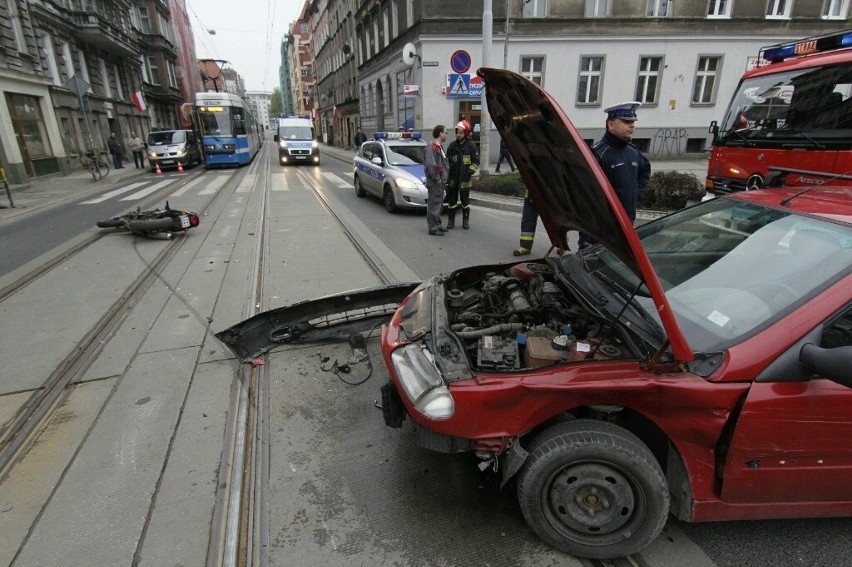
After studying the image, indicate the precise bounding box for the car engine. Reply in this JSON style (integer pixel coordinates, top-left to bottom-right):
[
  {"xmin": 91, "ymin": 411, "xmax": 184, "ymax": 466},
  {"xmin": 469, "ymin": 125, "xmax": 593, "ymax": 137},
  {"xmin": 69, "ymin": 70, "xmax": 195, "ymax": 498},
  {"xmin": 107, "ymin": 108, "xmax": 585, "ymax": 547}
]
[{"xmin": 445, "ymin": 262, "xmax": 629, "ymax": 371}]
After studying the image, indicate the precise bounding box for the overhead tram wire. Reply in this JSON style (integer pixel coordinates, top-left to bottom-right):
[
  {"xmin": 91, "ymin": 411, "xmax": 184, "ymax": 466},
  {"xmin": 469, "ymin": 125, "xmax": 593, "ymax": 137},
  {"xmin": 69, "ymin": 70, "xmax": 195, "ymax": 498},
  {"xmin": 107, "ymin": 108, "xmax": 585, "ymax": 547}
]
[{"xmin": 185, "ymin": 0, "xmax": 220, "ymax": 60}]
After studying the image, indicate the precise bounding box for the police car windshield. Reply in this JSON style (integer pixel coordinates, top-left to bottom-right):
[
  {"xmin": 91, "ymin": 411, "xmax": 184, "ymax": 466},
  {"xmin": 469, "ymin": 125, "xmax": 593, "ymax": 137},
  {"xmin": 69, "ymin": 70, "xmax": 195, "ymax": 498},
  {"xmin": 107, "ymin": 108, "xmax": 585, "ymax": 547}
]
[
  {"xmin": 386, "ymin": 144, "xmax": 424, "ymax": 166},
  {"xmin": 281, "ymin": 126, "xmax": 313, "ymax": 140}
]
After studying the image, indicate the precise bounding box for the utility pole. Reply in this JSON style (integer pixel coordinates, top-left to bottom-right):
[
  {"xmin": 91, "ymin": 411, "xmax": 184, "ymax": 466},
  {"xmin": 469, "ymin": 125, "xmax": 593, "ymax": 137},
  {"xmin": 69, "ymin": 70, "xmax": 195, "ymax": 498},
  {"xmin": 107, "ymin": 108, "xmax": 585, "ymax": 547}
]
[{"xmin": 481, "ymin": 0, "xmax": 492, "ymax": 172}]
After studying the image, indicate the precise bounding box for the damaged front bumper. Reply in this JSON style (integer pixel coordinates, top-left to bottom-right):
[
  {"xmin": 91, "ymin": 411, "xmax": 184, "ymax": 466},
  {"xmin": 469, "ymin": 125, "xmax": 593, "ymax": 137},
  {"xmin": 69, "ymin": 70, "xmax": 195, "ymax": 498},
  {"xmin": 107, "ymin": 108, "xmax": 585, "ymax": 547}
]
[{"xmin": 215, "ymin": 283, "xmax": 419, "ymax": 362}]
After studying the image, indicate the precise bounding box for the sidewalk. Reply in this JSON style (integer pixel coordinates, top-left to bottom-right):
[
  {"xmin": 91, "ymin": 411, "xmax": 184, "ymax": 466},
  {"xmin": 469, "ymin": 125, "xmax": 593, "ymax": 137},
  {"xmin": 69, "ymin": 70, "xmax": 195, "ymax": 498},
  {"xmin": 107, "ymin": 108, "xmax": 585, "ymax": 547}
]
[{"xmin": 0, "ymin": 162, "xmax": 151, "ymax": 223}]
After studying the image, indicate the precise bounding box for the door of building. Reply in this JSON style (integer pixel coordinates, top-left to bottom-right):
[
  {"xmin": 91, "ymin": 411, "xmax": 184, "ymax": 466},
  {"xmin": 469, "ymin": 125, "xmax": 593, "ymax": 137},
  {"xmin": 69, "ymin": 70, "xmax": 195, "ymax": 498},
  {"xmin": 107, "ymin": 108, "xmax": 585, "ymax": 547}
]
[{"xmin": 457, "ymin": 101, "xmax": 481, "ymax": 150}]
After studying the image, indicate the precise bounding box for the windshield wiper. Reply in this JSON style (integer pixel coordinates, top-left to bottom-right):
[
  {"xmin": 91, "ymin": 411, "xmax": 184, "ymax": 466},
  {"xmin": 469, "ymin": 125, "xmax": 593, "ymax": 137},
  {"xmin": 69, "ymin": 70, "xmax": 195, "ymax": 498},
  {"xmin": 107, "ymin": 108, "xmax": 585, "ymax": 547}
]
[
  {"xmin": 781, "ymin": 128, "xmax": 825, "ymax": 149},
  {"xmin": 722, "ymin": 128, "xmax": 756, "ymax": 146}
]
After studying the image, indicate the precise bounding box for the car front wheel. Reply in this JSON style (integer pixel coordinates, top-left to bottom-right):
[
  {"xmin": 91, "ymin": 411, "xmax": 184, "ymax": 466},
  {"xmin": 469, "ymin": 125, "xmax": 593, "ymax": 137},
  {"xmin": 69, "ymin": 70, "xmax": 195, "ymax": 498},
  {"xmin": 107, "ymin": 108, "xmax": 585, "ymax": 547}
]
[
  {"xmin": 383, "ymin": 185, "xmax": 398, "ymax": 213},
  {"xmin": 516, "ymin": 419, "xmax": 669, "ymax": 560},
  {"xmin": 354, "ymin": 175, "xmax": 366, "ymax": 197}
]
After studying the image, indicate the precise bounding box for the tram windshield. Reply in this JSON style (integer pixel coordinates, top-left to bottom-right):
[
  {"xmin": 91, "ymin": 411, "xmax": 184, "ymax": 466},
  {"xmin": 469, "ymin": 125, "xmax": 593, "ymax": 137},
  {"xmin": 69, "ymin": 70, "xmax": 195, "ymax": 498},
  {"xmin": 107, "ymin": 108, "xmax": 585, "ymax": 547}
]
[{"xmin": 197, "ymin": 106, "xmax": 234, "ymax": 137}]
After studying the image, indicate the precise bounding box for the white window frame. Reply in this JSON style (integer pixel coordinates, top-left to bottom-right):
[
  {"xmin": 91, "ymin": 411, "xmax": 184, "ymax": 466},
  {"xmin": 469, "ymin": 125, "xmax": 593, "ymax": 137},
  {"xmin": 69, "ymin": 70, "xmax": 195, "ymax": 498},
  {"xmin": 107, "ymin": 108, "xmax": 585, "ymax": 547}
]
[
  {"xmin": 577, "ymin": 56, "xmax": 604, "ymax": 105},
  {"xmin": 7, "ymin": 0, "xmax": 26, "ymax": 52},
  {"xmin": 523, "ymin": 0, "xmax": 547, "ymax": 18},
  {"xmin": 113, "ymin": 64, "xmax": 124, "ymax": 99},
  {"xmin": 647, "ymin": 0, "xmax": 671, "ymax": 17},
  {"xmin": 147, "ymin": 55, "xmax": 161, "ymax": 86},
  {"xmin": 765, "ymin": 0, "xmax": 793, "ymax": 18},
  {"xmin": 692, "ymin": 55, "xmax": 722, "ymax": 105},
  {"xmin": 520, "ymin": 56, "xmax": 544, "ymax": 86},
  {"xmin": 78, "ymin": 50, "xmax": 92, "ymax": 92},
  {"xmin": 585, "ymin": 0, "xmax": 609, "ymax": 17},
  {"xmin": 822, "ymin": 0, "xmax": 850, "ymax": 18},
  {"xmin": 61, "ymin": 41, "xmax": 73, "ymax": 80},
  {"xmin": 636, "ymin": 56, "xmax": 663, "ymax": 105},
  {"xmin": 42, "ymin": 33, "xmax": 62, "ymax": 86},
  {"xmin": 167, "ymin": 61, "xmax": 178, "ymax": 89},
  {"xmin": 707, "ymin": 0, "xmax": 732, "ymax": 17},
  {"xmin": 138, "ymin": 6, "xmax": 152, "ymax": 34},
  {"xmin": 99, "ymin": 58, "xmax": 113, "ymax": 98}
]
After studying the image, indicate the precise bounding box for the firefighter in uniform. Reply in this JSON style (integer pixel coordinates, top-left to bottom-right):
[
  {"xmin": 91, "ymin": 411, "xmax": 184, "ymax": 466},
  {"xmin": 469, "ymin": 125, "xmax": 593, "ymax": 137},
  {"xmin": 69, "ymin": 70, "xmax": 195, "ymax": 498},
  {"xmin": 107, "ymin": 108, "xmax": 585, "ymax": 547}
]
[{"xmin": 445, "ymin": 119, "xmax": 479, "ymax": 230}]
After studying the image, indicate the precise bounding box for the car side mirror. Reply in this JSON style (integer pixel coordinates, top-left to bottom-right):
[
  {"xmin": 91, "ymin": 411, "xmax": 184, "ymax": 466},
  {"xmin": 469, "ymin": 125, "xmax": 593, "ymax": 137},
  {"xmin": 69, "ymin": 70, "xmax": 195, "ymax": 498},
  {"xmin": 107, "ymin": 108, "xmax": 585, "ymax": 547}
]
[
  {"xmin": 274, "ymin": 135, "xmax": 279, "ymax": 142},
  {"xmin": 708, "ymin": 120, "xmax": 719, "ymax": 135},
  {"xmin": 371, "ymin": 156, "xmax": 382, "ymax": 165},
  {"xmin": 800, "ymin": 343, "xmax": 852, "ymax": 388}
]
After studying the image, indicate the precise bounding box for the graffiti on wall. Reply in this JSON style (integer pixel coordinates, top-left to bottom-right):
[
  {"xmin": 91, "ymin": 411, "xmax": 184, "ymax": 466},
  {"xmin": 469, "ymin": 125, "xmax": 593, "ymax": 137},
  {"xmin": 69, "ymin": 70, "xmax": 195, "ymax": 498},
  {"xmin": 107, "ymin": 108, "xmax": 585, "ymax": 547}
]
[{"xmin": 650, "ymin": 128, "xmax": 689, "ymax": 157}]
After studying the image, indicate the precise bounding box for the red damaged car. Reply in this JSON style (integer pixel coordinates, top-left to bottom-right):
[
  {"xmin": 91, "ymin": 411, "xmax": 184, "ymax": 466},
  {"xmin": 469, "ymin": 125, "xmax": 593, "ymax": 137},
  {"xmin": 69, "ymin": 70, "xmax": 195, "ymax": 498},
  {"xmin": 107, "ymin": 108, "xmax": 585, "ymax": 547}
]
[{"xmin": 218, "ymin": 69, "xmax": 852, "ymax": 560}]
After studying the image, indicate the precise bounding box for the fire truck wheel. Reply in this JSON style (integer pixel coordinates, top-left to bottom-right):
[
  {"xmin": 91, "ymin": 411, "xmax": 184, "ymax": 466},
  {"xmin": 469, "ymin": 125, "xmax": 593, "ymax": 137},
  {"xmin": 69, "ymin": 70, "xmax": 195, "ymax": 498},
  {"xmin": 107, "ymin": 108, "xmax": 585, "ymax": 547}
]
[{"xmin": 516, "ymin": 419, "xmax": 669, "ymax": 560}]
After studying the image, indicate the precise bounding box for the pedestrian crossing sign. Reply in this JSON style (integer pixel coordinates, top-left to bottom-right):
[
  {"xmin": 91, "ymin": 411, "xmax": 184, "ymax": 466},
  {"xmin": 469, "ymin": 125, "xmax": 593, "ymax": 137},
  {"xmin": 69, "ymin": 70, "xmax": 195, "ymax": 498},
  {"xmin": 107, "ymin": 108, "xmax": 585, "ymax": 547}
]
[{"xmin": 446, "ymin": 73, "xmax": 483, "ymax": 98}]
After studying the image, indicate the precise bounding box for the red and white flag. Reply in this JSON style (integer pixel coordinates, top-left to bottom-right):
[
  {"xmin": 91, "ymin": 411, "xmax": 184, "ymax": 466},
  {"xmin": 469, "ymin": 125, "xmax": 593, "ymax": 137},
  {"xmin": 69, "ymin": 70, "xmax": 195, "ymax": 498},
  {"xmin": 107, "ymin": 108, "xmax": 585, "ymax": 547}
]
[
  {"xmin": 332, "ymin": 105, "xmax": 339, "ymax": 119},
  {"xmin": 131, "ymin": 90, "xmax": 147, "ymax": 112}
]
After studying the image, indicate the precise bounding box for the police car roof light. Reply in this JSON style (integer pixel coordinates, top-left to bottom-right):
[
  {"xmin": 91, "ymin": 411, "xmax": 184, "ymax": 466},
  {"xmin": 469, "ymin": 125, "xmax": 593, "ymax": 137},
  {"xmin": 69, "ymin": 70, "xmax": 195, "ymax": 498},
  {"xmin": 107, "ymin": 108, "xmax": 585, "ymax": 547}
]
[
  {"xmin": 374, "ymin": 131, "xmax": 422, "ymax": 141},
  {"xmin": 760, "ymin": 29, "xmax": 852, "ymax": 63}
]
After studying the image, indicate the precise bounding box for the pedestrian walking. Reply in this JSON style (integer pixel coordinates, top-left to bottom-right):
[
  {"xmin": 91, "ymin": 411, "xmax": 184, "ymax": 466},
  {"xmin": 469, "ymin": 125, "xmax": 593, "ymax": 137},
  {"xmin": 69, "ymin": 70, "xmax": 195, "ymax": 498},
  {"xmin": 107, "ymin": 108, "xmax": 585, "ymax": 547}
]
[
  {"xmin": 128, "ymin": 132, "xmax": 146, "ymax": 169},
  {"xmin": 424, "ymin": 124, "xmax": 449, "ymax": 236},
  {"xmin": 579, "ymin": 101, "xmax": 650, "ymax": 249},
  {"xmin": 445, "ymin": 120, "xmax": 479, "ymax": 230},
  {"xmin": 495, "ymin": 138, "xmax": 515, "ymax": 173},
  {"xmin": 512, "ymin": 190, "xmax": 539, "ymax": 256},
  {"xmin": 353, "ymin": 126, "xmax": 367, "ymax": 149},
  {"xmin": 107, "ymin": 132, "xmax": 124, "ymax": 169}
]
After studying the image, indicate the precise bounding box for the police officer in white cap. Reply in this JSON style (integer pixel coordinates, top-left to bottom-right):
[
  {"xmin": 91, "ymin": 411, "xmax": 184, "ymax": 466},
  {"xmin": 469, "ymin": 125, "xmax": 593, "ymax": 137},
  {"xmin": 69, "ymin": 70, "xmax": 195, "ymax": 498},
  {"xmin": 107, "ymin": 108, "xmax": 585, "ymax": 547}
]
[{"xmin": 579, "ymin": 101, "xmax": 651, "ymax": 249}]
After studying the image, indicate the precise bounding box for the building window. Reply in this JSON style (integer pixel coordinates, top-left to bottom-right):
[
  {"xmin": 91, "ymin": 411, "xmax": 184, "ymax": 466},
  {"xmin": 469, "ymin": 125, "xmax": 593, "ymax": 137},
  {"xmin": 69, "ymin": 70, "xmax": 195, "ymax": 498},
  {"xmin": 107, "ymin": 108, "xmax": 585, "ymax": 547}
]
[
  {"xmin": 113, "ymin": 64, "xmax": 125, "ymax": 99},
  {"xmin": 523, "ymin": 0, "xmax": 547, "ymax": 17},
  {"xmin": 5, "ymin": 93, "xmax": 53, "ymax": 159},
  {"xmin": 78, "ymin": 50, "xmax": 91, "ymax": 90},
  {"xmin": 147, "ymin": 56, "xmax": 161, "ymax": 85},
  {"xmin": 585, "ymin": 0, "xmax": 609, "ymax": 16},
  {"xmin": 707, "ymin": 0, "xmax": 732, "ymax": 17},
  {"xmin": 577, "ymin": 56, "xmax": 603, "ymax": 105},
  {"xmin": 692, "ymin": 56, "xmax": 721, "ymax": 104},
  {"xmin": 636, "ymin": 57, "xmax": 663, "ymax": 104},
  {"xmin": 7, "ymin": 0, "xmax": 27, "ymax": 52},
  {"xmin": 138, "ymin": 6, "xmax": 152, "ymax": 34},
  {"xmin": 167, "ymin": 61, "xmax": 178, "ymax": 88},
  {"xmin": 647, "ymin": 0, "xmax": 671, "ymax": 16},
  {"xmin": 41, "ymin": 33, "xmax": 62, "ymax": 86},
  {"xmin": 822, "ymin": 0, "xmax": 850, "ymax": 18},
  {"xmin": 520, "ymin": 56, "xmax": 544, "ymax": 86},
  {"xmin": 99, "ymin": 58, "xmax": 113, "ymax": 98},
  {"xmin": 766, "ymin": 0, "xmax": 792, "ymax": 17}
]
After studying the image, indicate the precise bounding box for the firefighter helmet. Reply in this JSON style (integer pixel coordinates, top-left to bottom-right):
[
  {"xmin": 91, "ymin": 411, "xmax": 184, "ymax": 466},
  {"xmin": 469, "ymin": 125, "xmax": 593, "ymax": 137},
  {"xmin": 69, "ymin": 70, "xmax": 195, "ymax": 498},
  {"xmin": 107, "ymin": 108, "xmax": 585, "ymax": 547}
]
[{"xmin": 455, "ymin": 120, "xmax": 472, "ymax": 136}]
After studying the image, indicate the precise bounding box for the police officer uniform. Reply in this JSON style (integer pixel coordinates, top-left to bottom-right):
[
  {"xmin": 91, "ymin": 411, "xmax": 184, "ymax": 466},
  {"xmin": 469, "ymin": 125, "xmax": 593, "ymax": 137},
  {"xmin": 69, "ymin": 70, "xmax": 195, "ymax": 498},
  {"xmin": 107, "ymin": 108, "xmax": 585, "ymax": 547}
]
[{"xmin": 579, "ymin": 102, "xmax": 651, "ymax": 249}]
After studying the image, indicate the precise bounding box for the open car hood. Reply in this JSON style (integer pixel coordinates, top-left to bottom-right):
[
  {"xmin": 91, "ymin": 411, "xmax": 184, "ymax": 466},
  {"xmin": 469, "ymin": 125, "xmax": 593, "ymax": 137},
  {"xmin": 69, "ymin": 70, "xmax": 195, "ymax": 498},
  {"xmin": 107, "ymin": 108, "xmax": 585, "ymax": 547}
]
[{"xmin": 480, "ymin": 68, "xmax": 693, "ymax": 362}]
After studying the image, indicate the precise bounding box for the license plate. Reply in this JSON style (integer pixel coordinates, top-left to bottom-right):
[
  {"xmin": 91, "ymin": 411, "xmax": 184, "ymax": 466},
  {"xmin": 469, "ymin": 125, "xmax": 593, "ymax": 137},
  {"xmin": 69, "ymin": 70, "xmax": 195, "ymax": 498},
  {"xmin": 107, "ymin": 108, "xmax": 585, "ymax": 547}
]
[
  {"xmin": 180, "ymin": 214, "xmax": 190, "ymax": 229},
  {"xmin": 161, "ymin": 160, "xmax": 174, "ymax": 165}
]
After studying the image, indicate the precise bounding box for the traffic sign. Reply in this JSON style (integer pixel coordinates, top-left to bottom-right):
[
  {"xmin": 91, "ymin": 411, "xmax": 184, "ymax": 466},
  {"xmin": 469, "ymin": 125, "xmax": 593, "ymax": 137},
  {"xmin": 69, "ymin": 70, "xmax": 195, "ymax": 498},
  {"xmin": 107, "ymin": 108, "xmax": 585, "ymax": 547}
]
[
  {"xmin": 450, "ymin": 50, "xmax": 472, "ymax": 74},
  {"xmin": 64, "ymin": 74, "xmax": 90, "ymax": 97}
]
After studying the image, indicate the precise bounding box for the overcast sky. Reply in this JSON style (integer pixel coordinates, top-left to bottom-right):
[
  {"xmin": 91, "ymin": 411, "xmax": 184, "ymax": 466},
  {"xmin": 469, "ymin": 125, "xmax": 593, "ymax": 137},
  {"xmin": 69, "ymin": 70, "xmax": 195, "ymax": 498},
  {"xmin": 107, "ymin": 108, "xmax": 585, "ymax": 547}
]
[{"xmin": 186, "ymin": 0, "xmax": 303, "ymax": 92}]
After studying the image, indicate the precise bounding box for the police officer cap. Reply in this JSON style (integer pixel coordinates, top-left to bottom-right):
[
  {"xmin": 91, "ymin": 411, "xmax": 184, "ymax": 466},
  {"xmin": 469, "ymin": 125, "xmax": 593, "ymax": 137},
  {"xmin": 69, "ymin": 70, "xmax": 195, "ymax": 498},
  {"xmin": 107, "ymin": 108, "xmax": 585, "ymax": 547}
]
[{"xmin": 604, "ymin": 101, "xmax": 641, "ymax": 121}]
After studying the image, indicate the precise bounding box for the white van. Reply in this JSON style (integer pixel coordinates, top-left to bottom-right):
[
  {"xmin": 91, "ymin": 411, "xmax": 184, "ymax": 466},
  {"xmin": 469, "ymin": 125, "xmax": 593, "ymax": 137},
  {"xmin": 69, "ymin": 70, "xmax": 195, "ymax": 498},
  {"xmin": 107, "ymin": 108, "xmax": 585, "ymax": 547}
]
[{"xmin": 274, "ymin": 116, "xmax": 319, "ymax": 165}]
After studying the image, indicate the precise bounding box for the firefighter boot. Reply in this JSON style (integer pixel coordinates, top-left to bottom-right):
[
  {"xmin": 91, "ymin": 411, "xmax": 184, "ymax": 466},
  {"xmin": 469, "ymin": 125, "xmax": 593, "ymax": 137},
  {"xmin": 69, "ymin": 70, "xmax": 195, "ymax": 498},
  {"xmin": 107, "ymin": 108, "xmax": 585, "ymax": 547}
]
[
  {"xmin": 462, "ymin": 208, "xmax": 470, "ymax": 230},
  {"xmin": 446, "ymin": 208, "xmax": 456, "ymax": 229}
]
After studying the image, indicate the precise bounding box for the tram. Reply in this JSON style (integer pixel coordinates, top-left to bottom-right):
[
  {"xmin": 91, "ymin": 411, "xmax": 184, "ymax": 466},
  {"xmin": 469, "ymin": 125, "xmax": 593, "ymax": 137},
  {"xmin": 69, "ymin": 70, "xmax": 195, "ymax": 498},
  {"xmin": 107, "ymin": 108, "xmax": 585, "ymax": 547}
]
[{"xmin": 194, "ymin": 92, "xmax": 261, "ymax": 167}]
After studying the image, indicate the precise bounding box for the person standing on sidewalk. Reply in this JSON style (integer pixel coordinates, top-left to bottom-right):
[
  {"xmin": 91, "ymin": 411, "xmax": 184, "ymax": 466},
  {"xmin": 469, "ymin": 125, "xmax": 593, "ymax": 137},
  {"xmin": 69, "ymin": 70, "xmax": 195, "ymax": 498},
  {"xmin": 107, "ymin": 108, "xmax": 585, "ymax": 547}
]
[
  {"xmin": 495, "ymin": 138, "xmax": 515, "ymax": 173},
  {"xmin": 579, "ymin": 101, "xmax": 650, "ymax": 249},
  {"xmin": 108, "ymin": 132, "xmax": 124, "ymax": 169},
  {"xmin": 353, "ymin": 126, "xmax": 367, "ymax": 149},
  {"xmin": 128, "ymin": 132, "xmax": 146, "ymax": 169},
  {"xmin": 424, "ymin": 124, "xmax": 449, "ymax": 236},
  {"xmin": 445, "ymin": 120, "xmax": 479, "ymax": 230}
]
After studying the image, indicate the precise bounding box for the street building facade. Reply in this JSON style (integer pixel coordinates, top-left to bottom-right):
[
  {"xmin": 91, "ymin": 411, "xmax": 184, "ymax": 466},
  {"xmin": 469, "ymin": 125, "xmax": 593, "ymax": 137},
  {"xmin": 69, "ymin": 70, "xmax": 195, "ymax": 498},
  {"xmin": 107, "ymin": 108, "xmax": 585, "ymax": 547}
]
[{"xmin": 291, "ymin": 0, "xmax": 849, "ymax": 162}]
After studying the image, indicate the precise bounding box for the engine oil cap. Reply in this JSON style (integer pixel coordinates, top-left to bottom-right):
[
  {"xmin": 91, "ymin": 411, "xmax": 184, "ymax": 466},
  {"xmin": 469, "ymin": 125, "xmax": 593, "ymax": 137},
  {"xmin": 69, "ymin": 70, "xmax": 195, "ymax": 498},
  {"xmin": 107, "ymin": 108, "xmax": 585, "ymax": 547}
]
[{"xmin": 551, "ymin": 335, "xmax": 569, "ymax": 350}]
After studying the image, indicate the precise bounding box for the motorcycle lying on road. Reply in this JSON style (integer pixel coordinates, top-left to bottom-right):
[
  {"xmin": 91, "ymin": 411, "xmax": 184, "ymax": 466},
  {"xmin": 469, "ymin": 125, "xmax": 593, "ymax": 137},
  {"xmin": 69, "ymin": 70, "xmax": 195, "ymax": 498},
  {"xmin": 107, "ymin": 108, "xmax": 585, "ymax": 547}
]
[{"xmin": 96, "ymin": 202, "xmax": 200, "ymax": 238}]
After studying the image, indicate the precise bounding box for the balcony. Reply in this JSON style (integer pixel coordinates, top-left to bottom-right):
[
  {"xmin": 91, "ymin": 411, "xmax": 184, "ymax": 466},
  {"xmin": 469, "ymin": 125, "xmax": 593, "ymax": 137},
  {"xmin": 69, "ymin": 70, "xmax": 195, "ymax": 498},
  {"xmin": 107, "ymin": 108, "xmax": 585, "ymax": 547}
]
[
  {"xmin": 135, "ymin": 31, "xmax": 178, "ymax": 58},
  {"xmin": 67, "ymin": 10, "xmax": 137, "ymax": 57}
]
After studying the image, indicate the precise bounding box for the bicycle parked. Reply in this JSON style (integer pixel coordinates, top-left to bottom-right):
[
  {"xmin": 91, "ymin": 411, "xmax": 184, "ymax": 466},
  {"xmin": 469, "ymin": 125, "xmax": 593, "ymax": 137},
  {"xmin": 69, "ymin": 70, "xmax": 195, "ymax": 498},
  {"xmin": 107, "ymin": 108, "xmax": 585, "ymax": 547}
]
[{"xmin": 83, "ymin": 149, "xmax": 110, "ymax": 181}]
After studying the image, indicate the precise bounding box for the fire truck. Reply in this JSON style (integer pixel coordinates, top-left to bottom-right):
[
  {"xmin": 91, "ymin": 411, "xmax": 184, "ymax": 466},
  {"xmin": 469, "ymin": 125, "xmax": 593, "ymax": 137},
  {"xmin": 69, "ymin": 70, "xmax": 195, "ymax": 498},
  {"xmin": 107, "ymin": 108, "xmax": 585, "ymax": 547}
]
[{"xmin": 707, "ymin": 29, "xmax": 852, "ymax": 193}]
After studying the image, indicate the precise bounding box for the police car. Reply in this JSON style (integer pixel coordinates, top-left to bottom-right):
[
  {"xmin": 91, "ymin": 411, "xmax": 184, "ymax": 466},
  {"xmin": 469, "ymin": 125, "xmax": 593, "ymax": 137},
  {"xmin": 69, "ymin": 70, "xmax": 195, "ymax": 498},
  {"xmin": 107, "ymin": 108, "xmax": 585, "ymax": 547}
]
[{"xmin": 353, "ymin": 132, "xmax": 428, "ymax": 213}]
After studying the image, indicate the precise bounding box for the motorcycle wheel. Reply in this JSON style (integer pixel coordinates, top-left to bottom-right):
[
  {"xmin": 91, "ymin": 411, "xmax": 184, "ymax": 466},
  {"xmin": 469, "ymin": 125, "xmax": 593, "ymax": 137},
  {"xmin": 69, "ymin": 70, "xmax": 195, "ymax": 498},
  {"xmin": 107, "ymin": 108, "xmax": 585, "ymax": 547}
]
[
  {"xmin": 96, "ymin": 218, "xmax": 125, "ymax": 228},
  {"xmin": 127, "ymin": 218, "xmax": 176, "ymax": 232}
]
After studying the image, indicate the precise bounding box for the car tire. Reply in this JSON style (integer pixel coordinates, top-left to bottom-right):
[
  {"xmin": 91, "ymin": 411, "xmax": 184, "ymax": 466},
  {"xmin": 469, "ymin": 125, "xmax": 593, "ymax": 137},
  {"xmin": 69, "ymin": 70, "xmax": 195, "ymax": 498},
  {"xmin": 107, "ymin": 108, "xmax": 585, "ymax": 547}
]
[
  {"xmin": 354, "ymin": 175, "xmax": 366, "ymax": 197},
  {"xmin": 383, "ymin": 186, "xmax": 398, "ymax": 213},
  {"xmin": 516, "ymin": 419, "xmax": 669, "ymax": 560}
]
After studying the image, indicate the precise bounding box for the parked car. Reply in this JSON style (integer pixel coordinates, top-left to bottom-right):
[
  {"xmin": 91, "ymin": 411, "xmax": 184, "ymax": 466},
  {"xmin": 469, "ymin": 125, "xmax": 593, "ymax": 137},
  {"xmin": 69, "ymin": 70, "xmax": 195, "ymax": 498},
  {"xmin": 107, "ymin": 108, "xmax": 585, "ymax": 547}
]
[
  {"xmin": 217, "ymin": 69, "xmax": 852, "ymax": 561},
  {"xmin": 147, "ymin": 129, "xmax": 202, "ymax": 171},
  {"xmin": 353, "ymin": 132, "xmax": 429, "ymax": 213}
]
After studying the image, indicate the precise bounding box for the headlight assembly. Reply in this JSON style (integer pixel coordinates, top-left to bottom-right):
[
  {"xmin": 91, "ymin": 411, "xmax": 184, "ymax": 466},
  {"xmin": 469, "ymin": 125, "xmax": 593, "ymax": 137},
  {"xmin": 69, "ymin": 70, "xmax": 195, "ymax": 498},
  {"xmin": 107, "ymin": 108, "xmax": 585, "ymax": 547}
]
[
  {"xmin": 391, "ymin": 345, "xmax": 454, "ymax": 419},
  {"xmin": 395, "ymin": 177, "xmax": 417, "ymax": 190}
]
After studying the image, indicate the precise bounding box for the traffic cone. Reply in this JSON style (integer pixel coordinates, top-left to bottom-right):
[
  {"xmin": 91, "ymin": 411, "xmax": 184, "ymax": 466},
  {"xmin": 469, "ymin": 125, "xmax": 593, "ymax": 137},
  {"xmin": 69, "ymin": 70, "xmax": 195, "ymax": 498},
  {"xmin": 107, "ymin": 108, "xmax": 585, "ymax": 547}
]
[
  {"xmin": 155, "ymin": 162, "xmax": 162, "ymax": 176},
  {"xmin": 177, "ymin": 161, "xmax": 184, "ymax": 174}
]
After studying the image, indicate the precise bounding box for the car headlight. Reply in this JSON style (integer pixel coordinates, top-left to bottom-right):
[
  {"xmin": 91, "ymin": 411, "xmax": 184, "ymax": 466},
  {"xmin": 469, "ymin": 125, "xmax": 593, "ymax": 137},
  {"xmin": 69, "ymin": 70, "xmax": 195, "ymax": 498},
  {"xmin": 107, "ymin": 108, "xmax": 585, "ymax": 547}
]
[
  {"xmin": 391, "ymin": 344, "xmax": 454, "ymax": 419},
  {"xmin": 311, "ymin": 140, "xmax": 319, "ymax": 148},
  {"xmin": 394, "ymin": 177, "xmax": 417, "ymax": 190},
  {"xmin": 279, "ymin": 141, "xmax": 287, "ymax": 148},
  {"xmin": 148, "ymin": 151, "xmax": 157, "ymax": 158}
]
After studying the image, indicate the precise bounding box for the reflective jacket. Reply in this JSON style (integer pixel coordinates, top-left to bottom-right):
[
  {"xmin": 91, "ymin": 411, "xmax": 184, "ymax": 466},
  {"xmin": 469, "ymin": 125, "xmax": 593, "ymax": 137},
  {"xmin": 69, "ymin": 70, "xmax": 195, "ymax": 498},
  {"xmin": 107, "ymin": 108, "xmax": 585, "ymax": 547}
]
[{"xmin": 446, "ymin": 137, "xmax": 479, "ymax": 189}]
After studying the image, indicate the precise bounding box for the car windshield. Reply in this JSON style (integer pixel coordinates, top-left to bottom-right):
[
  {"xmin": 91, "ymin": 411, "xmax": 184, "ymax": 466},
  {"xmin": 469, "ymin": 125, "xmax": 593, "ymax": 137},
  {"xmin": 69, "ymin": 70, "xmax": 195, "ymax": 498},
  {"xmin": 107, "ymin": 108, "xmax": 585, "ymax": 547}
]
[
  {"xmin": 385, "ymin": 144, "xmax": 424, "ymax": 166},
  {"xmin": 591, "ymin": 198, "xmax": 851, "ymax": 352},
  {"xmin": 148, "ymin": 131, "xmax": 185, "ymax": 145},
  {"xmin": 280, "ymin": 126, "xmax": 313, "ymax": 140}
]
